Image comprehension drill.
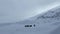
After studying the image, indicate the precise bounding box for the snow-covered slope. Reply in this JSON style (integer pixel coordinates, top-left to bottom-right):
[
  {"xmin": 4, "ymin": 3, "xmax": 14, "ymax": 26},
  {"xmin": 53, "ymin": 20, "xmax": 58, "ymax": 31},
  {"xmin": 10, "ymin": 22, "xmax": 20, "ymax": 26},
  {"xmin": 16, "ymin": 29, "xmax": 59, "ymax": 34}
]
[{"xmin": 0, "ymin": 6, "xmax": 60, "ymax": 34}]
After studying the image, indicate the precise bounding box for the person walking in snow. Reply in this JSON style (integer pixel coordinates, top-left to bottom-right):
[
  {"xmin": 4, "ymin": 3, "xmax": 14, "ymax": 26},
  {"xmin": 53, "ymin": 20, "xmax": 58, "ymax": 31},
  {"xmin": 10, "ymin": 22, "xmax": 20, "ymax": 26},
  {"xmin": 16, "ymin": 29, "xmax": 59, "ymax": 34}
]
[{"xmin": 33, "ymin": 24, "xmax": 35, "ymax": 27}]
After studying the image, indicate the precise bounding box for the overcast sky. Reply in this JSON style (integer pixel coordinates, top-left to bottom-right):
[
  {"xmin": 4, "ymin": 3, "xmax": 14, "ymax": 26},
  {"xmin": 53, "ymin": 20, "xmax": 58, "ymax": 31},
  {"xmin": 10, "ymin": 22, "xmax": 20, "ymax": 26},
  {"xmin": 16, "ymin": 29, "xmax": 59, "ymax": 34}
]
[{"xmin": 0, "ymin": 0, "xmax": 60, "ymax": 23}]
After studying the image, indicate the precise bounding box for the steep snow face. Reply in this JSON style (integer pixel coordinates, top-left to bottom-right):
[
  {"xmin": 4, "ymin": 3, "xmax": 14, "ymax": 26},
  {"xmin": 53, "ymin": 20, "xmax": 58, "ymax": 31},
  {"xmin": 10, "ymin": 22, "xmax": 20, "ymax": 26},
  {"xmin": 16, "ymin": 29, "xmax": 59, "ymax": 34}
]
[
  {"xmin": 34, "ymin": 6, "xmax": 60, "ymax": 25},
  {"xmin": 17, "ymin": 6, "xmax": 60, "ymax": 24},
  {"xmin": 37, "ymin": 7, "xmax": 60, "ymax": 19}
]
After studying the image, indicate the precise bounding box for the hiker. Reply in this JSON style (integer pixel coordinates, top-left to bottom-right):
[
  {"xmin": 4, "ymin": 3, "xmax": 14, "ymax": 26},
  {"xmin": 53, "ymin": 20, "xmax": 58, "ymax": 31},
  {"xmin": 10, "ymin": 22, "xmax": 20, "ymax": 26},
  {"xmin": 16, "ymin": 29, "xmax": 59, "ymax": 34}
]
[{"xmin": 33, "ymin": 24, "xmax": 35, "ymax": 27}]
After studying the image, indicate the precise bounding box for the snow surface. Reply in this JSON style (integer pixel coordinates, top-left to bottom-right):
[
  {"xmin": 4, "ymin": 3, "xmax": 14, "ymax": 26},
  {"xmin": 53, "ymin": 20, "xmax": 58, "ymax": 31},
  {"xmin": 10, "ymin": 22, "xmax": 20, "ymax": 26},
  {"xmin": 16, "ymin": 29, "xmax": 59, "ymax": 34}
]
[{"xmin": 0, "ymin": 6, "xmax": 60, "ymax": 34}]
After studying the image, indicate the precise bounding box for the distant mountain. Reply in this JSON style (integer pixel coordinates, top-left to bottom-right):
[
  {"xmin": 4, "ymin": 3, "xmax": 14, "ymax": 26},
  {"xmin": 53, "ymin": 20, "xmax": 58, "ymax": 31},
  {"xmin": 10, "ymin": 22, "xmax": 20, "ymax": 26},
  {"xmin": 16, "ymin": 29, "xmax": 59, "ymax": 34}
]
[
  {"xmin": 37, "ymin": 7, "xmax": 60, "ymax": 19},
  {"xmin": 17, "ymin": 6, "xmax": 60, "ymax": 25}
]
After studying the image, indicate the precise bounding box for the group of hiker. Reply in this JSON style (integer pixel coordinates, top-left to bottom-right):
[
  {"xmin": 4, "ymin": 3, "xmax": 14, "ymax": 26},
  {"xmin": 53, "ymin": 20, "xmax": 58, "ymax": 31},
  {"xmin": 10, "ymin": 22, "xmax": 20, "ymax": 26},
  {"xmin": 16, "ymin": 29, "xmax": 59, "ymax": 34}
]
[{"xmin": 25, "ymin": 24, "xmax": 36, "ymax": 27}]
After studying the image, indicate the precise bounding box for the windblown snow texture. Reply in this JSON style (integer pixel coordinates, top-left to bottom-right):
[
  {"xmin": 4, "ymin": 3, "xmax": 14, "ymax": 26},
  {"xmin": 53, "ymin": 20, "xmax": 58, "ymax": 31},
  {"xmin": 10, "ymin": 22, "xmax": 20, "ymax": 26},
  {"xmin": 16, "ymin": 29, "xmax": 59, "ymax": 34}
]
[{"xmin": 0, "ymin": 6, "xmax": 60, "ymax": 34}]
